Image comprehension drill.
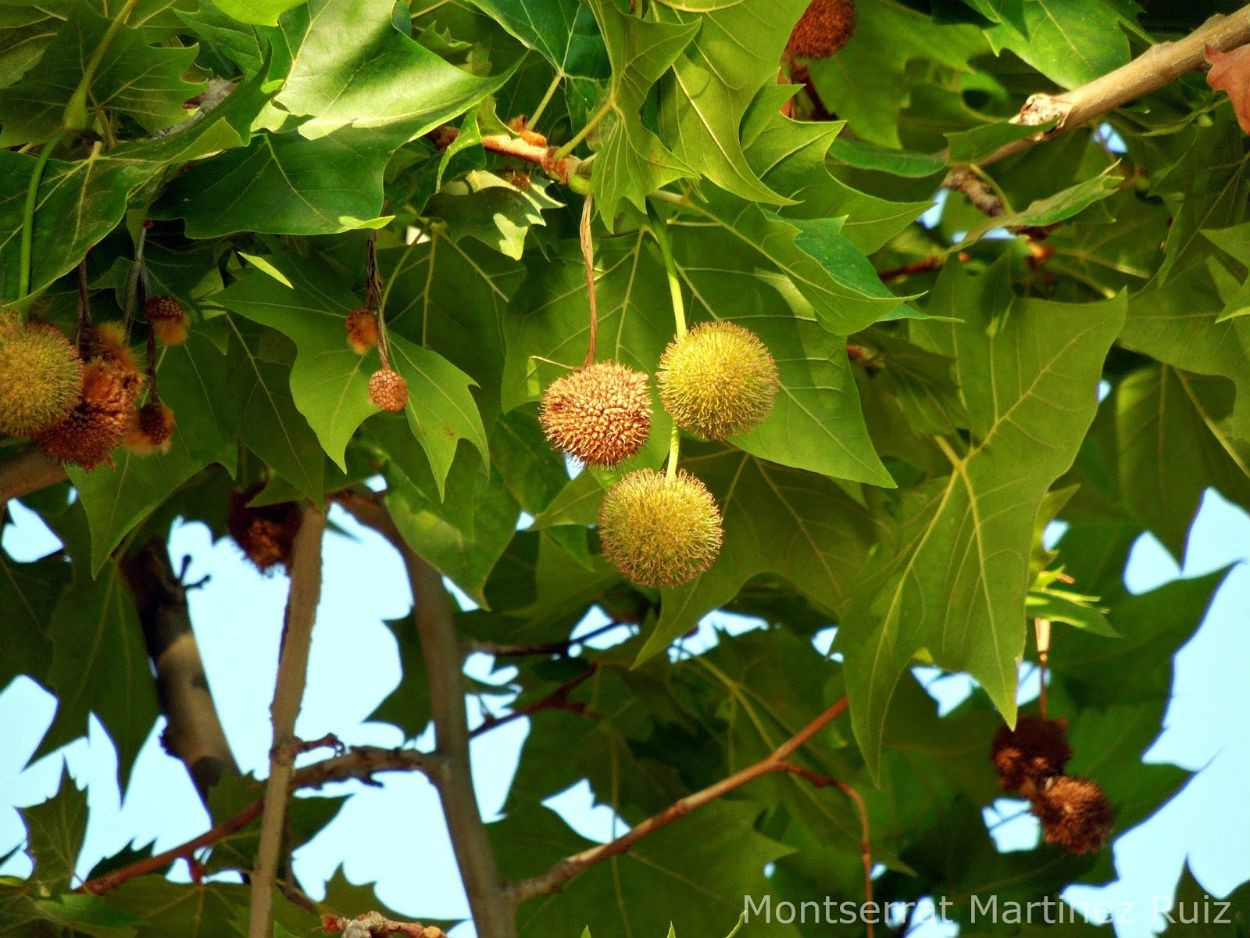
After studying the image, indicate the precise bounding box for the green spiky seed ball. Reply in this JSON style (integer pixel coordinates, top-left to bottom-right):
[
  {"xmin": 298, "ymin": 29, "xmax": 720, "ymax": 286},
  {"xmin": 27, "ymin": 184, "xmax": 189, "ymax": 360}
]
[
  {"xmin": 657, "ymin": 321, "xmax": 779, "ymax": 440},
  {"xmin": 599, "ymin": 468, "xmax": 723, "ymax": 589},
  {"xmin": 0, "ymin": 315, "xmax": 83, "ymax": 437}
]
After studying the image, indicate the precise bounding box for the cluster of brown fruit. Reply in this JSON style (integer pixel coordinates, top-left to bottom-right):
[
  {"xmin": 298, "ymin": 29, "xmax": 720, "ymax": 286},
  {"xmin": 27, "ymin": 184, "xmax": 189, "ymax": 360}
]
[
  {"xmin": 539, "ymin": 321, "xmax": 779, "ymax": 590},
  {"xmin": 990, "ymin": 716, "xmax": 1114, "ymax": 855},
  {"xmin": 226, "ymin": 485, "xmax": 300, "ymax": 573},
  {"xmin": 787, "ymin": 0, "xmax": 856, "ymax": 60},
  {"xmin": 0, "ymin": 297, "xmax": 188, "ymax": 469},
  {"xmin": 344, "ymin": 309, "xmax": 409, "ymax": 413}
]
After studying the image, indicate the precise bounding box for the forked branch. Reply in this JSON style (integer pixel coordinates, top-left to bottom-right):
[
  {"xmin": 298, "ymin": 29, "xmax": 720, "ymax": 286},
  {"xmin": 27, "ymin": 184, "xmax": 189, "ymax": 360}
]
[{"xmin": 505, "ymin": 695, "xmax": 855, "ymax": 905}]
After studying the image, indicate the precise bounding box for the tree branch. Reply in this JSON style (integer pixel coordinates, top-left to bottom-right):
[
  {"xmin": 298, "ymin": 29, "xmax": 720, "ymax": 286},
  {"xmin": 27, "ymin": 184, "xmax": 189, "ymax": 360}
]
[
  {"xmin": 963, "ymin": 6, "xmax": 1250, "ymax": 171},
  {"xmin": 334, "ymin": 490, "xmax": 516, "ymax": 938},
  {"xmin": 121, "ymin": 539, "xmax": 238, "ymax": 804},
  {"xmin": 79, "ymin": 744, "xmax": 438, "ymax": 896},
  {"xmin": 0, "ymin": 448, "xmax": 67, "ymax": 505},
  {"xmin": 505, "ymin": 695, "xmax": 850, "ymax": 905},
  {"xmin": 469, "ymin": 668, "xmax": 595, "ymax": 740},
  {"xmin": 248, "ymin": 504, "xmax": 327, "ymax": 938},
  {"xmin": 466, "ymin": 620, "xmax": 626, "ymax": 658}
]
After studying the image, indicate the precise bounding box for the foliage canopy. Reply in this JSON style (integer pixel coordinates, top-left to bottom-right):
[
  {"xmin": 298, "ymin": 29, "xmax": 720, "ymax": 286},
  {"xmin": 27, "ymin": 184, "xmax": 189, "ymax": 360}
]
[{"xmin": 1, "ymin": 0, "xmax": 1249, "ymax": 936}]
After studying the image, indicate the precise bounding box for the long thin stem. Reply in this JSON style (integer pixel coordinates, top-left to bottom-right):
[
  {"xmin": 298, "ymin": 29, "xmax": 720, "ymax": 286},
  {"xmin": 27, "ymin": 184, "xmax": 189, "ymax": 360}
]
[
  {"xmin": 506, "ymin": 696, "xmax": 849, "ymax": 904},
  {"xmin": 580, "ymin": 194, "xmax": 598, "ymax": 368},
  {"xmin": 528, "ymin": 70, "xmax": 565, "ymax": 129},
  {"xmin": 650, "ymin": 209, "xmax": 686, "ymax": 478},
  {"xmin": 63, "ymin": 0, "xmax": 141, "ymax": 132},
  {"xmin": 552, "ymin": 96, "xmax": 614, "ymax": 162},
  {"xmin": 248, "ymin": 505, "xmax": 327, "ymax": 938},
  {"xmin": 17, "ymin": 135, "xmax": 62, "ymax": 302}
]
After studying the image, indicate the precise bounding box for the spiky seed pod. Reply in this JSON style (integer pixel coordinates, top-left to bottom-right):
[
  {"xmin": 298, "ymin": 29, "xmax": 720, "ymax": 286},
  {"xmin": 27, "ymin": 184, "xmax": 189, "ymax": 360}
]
[
  {"xmin": 345, "ymin": 308, "xmax": 380, "ymax": 355},
  {"xmin": 146, "ymin": 295, "xmax": 190, "ymax": 346},
  {"xmin": 369, "ymin": 367, "xmax": 408, "ymax": 412},
  {"xmin": 990, "ymin": 716, "xmax": 1072, "ymax": 794},
  {"xmin": 1031, "ymin": 776, "xmax": 1114, "ymax": 855},
  {"xmin": 227, "ymin": 488, "xmax": 301, "ymax": 573},
  {"xmin": 540, "ymin": 361, "xmax": 651, "ymax": 467},
  {"xmin": 599, "ymin": 468, "xmax": 723, "ymax": 589},
  {"xmin": 83, "ymin": 321, "xmax": 139, "ymax": 372},
  {"xmin": 125, "ymin": 401, "xmax": 176, "ymax": 455},
  {"xmin": 0, "ymin": 316, "xmax": 83, "ymax": 437},
  {"xmin": 34, "ymin": 360, "xmax": 141, "ymax": 468},
  {"xmin": 657, "ymin": 321, "xmax": 778, "ymax": 440},
  {"xmin": 787, "ymin": 0, "xmax": 856, "ymax": 59}
]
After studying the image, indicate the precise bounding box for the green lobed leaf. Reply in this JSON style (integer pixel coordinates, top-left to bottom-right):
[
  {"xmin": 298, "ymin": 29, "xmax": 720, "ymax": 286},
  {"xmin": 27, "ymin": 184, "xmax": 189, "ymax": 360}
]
[
  {"xmin": 275, "ymin": 0, "xmax": 515, "ymax": 141},
  {"xmin": 838, "ymin": 261, "xmax": 1126, "ymax": 774},
  {"xmin": 583, "ymin": 0, "xmax": 698, "ymax": 223},
  {"xmin": 19, "ymin": 766, "xmax": 86, "ymax": 889},
  {"xmin": 33, "ymin": 563, "xmax": 160, "ymax": 794},
  {"xmin": 216, "ymin": 250, "xmax": 374, "ymax": 471},
  {"xmin": 0, "ymin": 3, "xmax": 203, "ymax": 146}
]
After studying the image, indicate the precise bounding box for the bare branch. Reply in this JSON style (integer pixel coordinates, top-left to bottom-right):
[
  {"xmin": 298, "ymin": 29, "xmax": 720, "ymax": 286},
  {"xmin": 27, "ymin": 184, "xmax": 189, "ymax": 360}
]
[
  {"xmin": 248, "ymin": 504, "xmax": 327, "ymax": 938},
  {"xmin": 506, "ymin": 695, "xmax": 850, "ymax": 904},
  {"xmin": 469, "ymin": 668, "xmax": 595, "ymax": 740},
  {"xmin": 0, "ymin": 448, "xmax": 67, "ymax": 505},
  {"xmin": 334, "ymin": 489, "xmax": 517, "ymax": 937},
  {"xmin": 78, "ymin": 744, "xmax": 438, "ymax": 897},
  {"xmin": 322, "ymin": 911, "xmax": 444, "ymax": 937},
  {"xmin": 962, "ymin": 7, "xmax": 1250, "ymax": 171},
  {"xmin": 467, "ymin": 620, "xmax": 627, "ymax": 658},
  {"xmin": 121, "ymin": 539, "xmax": 239, "ymax": 804}
]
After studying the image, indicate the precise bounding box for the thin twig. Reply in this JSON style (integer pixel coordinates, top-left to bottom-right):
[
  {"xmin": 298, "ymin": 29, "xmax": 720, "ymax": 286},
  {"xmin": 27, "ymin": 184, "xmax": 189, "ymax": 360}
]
[
  {"xmin": 248, "ymin": 505, "xmax": 327, "ymax": 938},
  {"xmin": 467, "ymin": 620, "xmax": 627, "ymax": 657},
  {"xmin": 79, "ymin": 745, "xmax": 439, "ymax": 896},
  {"xmin": 505, "ymin": 696, "xmax": 850, "ymax": 904},
  {"xmin": 579, "ymin": 194, "xmax": 598, "ymax": 368},
  {"xmin": 954, "ymin": 6, "xmax": 1250, "ymax": 172},
  {"xmin": 1035, "ymin": 618, "xmax": 1052, "ymax": 720},
  {"xmin": 469, "ymin": 668, "xmax": 595, "ymax": 739}
]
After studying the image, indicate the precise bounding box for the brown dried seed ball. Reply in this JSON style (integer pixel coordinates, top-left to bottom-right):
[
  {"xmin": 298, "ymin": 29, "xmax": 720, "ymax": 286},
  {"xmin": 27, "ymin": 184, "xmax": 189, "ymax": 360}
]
[
  {"xmin": 83, "ymin": 321, "xmax": 139, "ymax": 372},
  {"xmin": 1031, "ymin": 776, "xmax": 1114, "ymax": 855},
  {"xmin": 599, "ymin": 468, "xmax": 723, "ymax": 589},
  {"xmin": 34, "ymin": 360, "xmax": 140, "ymax": 469},
  {"xmin": 369, "ymin": 367, "xmax": 408, "ymax": 412},
  {"xmin": 657, "ymin": 321, "xmax": 778, "ymax": 440},
  {"xmin": 345, "ymin": 308, "xmax": 380, "ymax": 355},
  {"xmin": 227, "ymin": 488, "xmax": 301, "ymax": 573},
  {"xmin": 146, "ymin": 295, "xmax": 190, "ymax": 346},
  {"xmin": 125, "ymin": 401, "xmax": 176, "ymax": 455},
  {"xmin": 0, "ymin": 315, "xmax": 83, "ymax": 437},
  {"xmin": 990, "ymin": 716, "xmax": 1072, "ymax": 793},
  {"xmin": 540, "ymin": 361, "xmax": 651, "ymax": 467},
  {"xmin": 787, "ymin": 0, "xmax": 856, "ymax": 59}
]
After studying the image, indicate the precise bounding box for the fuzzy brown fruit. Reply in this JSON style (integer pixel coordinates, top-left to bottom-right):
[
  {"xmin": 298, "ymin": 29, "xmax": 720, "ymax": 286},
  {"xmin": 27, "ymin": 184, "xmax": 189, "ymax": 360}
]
[
  {"xmin": 0, "ymin": 315, "xmax": 83, "ymax": 437},
  {"xmin": 540, "ymin": 361, "xmax": 651, "ymax": 467},
  {"xmin": 125, "ymin": 401, "xmax": 176, "ymax": 455},
  {"xmin": 990, "ymin": 716, "xmax": 1072, "ymax": 793},
  {"xmin": 787, "ymin": 0, "xmax": 856, "ymax": 59},
  {"xmin": 599, "ymin": 468, "xmax": 723, "ymax": 589},
  {"xmin": 34, "ymin": 360, "xmax": 142, "ymax": 468},
  {"xmin": 345, "ymin": 308, "xmax": 380, "ymax": 355},
  {"xmin": 369, "ymin": 367, "xmax": 408, "ymax": 412},
  {"xmin": 227, "ymin": 488, "xmax": 301, "ymax": 573},
  {"xmin": 657, "ymin": 321, "xmax": 778, "ymax": 440},
  {"xmin": 1031, "ymin": 776, "xmax": 1114, "ymax": 855},
  {"xmin": 84, "ymin": 322, "xmax": 139, "ymax": 372},
  {"xmin": 146, "ymin": 295, "xmax": 190, "ymax": 346}
]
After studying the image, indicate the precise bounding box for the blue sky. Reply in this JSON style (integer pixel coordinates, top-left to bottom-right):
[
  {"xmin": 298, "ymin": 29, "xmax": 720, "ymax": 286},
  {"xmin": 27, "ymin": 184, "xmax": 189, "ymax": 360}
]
[{"xmin": 1, "ymin": 487, "xmax": 1247, "ymax": 936}]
